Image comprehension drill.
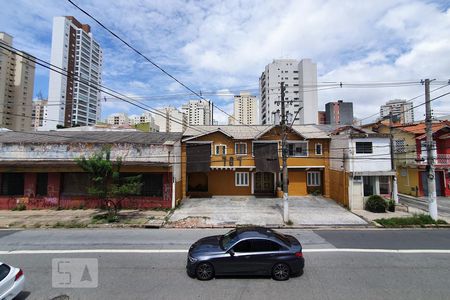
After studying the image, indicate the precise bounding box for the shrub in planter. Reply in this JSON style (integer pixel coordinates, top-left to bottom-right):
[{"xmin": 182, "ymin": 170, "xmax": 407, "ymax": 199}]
[
  {"xmin": 387, "ymin": 200, "xmax": 395, "ymax": 212},
  {"xmin": 365, "ymin": 195, "xmax": 387, "ymax": 213}
]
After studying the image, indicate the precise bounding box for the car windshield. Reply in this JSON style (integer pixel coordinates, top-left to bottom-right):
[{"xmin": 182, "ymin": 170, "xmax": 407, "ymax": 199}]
[{"xmin": 220, "ymin": 229, "xmax": 238, "ymax": 250}]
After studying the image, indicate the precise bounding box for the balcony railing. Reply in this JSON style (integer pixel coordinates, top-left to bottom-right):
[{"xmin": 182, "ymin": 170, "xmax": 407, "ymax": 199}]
[{"xmin": 417, "ymin": 153, "xmax": 450, "ymax": 166}]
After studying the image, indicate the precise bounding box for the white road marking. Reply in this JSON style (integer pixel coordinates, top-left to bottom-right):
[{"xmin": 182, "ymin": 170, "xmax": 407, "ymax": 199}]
[{"xmin": 0, "ymin": 248, "xmax": 450, "ymax": 255}]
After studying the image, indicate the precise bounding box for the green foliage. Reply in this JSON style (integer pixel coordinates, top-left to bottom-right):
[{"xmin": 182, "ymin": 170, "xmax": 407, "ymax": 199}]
[
  {"xmin": 387, "ymin": 199, "xmax": 396, "ymax": 212},
  {"xmin": 12, "ymin": 203, "xmax": 26, "ymax": 211},
  {"xmin": 76, "ymin": 147, "xmax": 142, "ymax": 216},
  {"xmin": 375, "ymin": 214, "xmax": 448, "ymax": 227},
  {"xmin": 364, "ymin": 195, "xmax": 387, "ymax": 213}
]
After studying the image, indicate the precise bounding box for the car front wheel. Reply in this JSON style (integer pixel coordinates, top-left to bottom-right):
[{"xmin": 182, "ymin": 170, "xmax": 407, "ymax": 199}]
[
  {"xmin": 272, "ymin": 263, "xmax": 290, "ymax": 281},
  {"xmin": 196, "ymin": 262, "xmax": 214, "ymax": 281}
]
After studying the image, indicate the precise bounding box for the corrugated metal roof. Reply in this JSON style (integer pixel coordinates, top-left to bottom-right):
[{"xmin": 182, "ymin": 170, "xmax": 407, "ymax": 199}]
[
  {"xmin": 0, "ymin": 131, "xmax": 182, "ymax": 145},
  {"xmin": 291, "ymin": 124, "xmax": 335, "ymax": 139}
]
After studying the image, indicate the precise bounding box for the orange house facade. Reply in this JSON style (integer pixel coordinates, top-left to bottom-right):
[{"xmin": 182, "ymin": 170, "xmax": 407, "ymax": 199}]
[{"xmin": 181, "ymin": 125, "xmax": 331, "ymax": 198}]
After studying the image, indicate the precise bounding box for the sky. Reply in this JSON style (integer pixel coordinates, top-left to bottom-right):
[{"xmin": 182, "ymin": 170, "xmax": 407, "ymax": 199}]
[{"xmin": 1, "ymin": 0, "xmax": 449, "ymax": 124}]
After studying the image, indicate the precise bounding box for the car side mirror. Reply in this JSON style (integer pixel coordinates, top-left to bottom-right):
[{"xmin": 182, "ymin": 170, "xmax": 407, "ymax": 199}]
[{"xmin": 228, "ymin": 249, "xmax": 235, "ymax": 257}]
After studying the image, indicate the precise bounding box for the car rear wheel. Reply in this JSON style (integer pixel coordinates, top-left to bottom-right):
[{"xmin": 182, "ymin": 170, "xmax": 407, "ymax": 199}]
[
  {"xmin": 196, "ymin": 263, "xmax": 214, "ymax": 281},
  {"xmin": 272, "ymin": 263, "xmax": 290, "ymax": 281}
]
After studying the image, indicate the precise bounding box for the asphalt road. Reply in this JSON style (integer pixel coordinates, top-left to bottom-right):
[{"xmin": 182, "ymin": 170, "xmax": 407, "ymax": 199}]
[{"xmin": 1, "ymin": 228, "xmax": 450, "ymax": 300}]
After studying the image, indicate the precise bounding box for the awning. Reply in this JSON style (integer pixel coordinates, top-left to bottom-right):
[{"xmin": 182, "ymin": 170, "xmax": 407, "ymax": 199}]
[
  {"xmin": 254, "ymin": 143, "xmax": 279, "ymax": 172},
  {"xmin": 186, "ymin": 143, "xmax": 211, "ymax": 173},
  {"xmin": 351, "ymin": 171, "xmax": 397, "ymax": 176}
]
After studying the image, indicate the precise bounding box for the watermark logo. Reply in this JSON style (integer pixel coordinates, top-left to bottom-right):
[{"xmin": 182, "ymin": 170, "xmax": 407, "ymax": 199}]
[{"xmin": 52, "ymin": 258, "xmax": 98, "ymax": 288}]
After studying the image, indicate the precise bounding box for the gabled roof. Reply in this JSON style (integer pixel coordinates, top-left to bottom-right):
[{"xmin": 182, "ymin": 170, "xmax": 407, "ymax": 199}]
[
  {"xmin": 395, "ymin": 120, "xmax": 450, "ymax": 135},
  {"xmin": 183, "ymin": 124, "xmax": 334, "ymax": 141},
  {"xmin": 0, "ymin": 131, "xmax": 182, "ymax": 145}
]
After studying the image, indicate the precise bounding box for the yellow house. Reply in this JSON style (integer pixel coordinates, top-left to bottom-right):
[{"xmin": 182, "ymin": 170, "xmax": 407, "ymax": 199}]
[{"xmin": 181, "ymin": 125, "xmax": 331, "ymax": 198}]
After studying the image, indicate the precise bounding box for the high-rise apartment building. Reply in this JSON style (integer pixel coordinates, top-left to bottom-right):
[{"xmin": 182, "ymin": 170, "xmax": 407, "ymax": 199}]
[
  {"xmin": 182, "ymin": 99, "xmax": 213, "ymax": 125},
  {"xmin": 0, "ymin": 32, "xmax": 35, "ymax": 131},
  {"xmin": 259, "ymin": 59, "xmax": 318, "ymax": 125},
  {"xmin": 32, "ymin": 99, "xmax": 48, "ymax": 129},
  {"xmin": 45, "ymin": 16, "xmax": 103, "ymax": 129},
  {"xmin": 229, "ymin": 92, "xmax": 257, "ymax": 125},
  {"xmin": 154, "ymin": 106, "xmax": 185, "ymax": 132},
  {"xmin": 325, "ymin": 100, "xmax": 353, "ymax": 125},
  {"xmin": 380, "ymin": 99, "xmax": 414, "ymax": 124}
]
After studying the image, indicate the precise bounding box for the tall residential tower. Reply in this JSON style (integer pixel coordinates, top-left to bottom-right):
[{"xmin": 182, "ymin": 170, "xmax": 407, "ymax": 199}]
[
  {"xmin": 45, "ymin": 16, "xmax": 103, "ymax": 129},
  {"xmin": 229, "ymin": 92, "xmax": 257, "ymax": 125},
  {"xmin": 380, "ymin": 99, "xmax": 414, "ymax": 124},
  {"xmin": 182, "ymin": 99, "xmax": 213, "ymax": 125},
  {"xmin": 0, "ymin": 32, "xmax": 35, "ymax": 131},
  {"xmin": 259, "ymin": 59, "xmax": 318, "ymax": 125}
]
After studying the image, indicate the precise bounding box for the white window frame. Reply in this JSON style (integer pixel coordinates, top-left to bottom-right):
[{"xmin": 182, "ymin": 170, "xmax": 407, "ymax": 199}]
[
  {"xmin": 235, "ymin": 172, "xmax": 249, "ymax": 187},
  {"xmin": 234, "ymin": 142, "xmax": 247, "ymax": 155},
  {"xmin": 287, "ymin": 141, "xmax": 308, "ymax": 157},
  {"xmin": 307, "ymin": 171, "xmax": 321, "ymax": 186},
  {"xmin": 215, "ymin": 144, "xmax": 227, "ymax": 156},
  {"xmin": 315, "ymin": 143, "xmax": 323, "ymax": 155}
]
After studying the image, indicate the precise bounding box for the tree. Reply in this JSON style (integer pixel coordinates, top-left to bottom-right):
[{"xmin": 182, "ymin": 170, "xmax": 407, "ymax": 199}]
[{"xmin": 76, "ymin": 146, "xmax": 142, "ymax": 218}]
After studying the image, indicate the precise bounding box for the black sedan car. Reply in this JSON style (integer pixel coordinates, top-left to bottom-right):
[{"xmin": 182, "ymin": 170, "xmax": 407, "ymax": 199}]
[{"xmin": 187, "ymin": 227, "xmax": 304, "ymax": 281}]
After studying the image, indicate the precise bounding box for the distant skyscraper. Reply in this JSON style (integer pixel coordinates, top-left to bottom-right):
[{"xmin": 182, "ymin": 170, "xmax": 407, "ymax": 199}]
[
  {"xmin": 259, "ymin": 59, "xmax": 318, "ymax": 125},
  {"xmin": 325, "ymin": 100, "xmax": 354, "ymax": 125},
  {"xmin": 318, "ymin": 111, "xmax": 326, "ymax": 124},
  {"xmin": 182, "ymin": 99, "xmax": 213, "ymax": 125},
  {"xmin": 32, "ymin": 99, "xmax": 48, "ymax": 129},
  {"xmin": 45, "ymin": 16, "xmax": 103, "ymax": 129},
  {"xmin": 380, "ymin": 99, "xmax": 414, "ymax": 124},
  {"xmin": 230, "ymin": 92, "xmax": 257, "ymax": 125},
  {"xmin": 0, "ymin": 32, "xmax": 35, "ymax": 131},
  {"xmin": 153, "ymin": 106, "xmax": 185, "ymax": 132}
]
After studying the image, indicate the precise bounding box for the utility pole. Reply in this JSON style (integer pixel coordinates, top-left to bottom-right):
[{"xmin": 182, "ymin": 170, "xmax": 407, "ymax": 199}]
[
  {"xmin": 389, "ymin": 111, "xmax": 399, "ymax": 204},
  {"xmin": 424, "ymin": 78, "xmax": 438, "ymax": 220},
  {"xmin": 280, "ymin": 82, "xmax": 289, "ymax": 223}
]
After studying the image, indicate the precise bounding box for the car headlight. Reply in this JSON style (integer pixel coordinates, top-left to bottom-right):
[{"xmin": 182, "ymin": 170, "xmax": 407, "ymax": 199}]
[{"xmin": 188, "ymin": 255, "xmax": 198, "ymax": 263}]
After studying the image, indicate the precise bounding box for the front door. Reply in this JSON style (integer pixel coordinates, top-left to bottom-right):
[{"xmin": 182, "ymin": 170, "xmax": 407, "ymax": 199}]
[
  {"xmin": 422, "ymin": 171, "xmax": 444, "ymax": 196},
  {"xmin": 254, "ymin": 172, "xmax": 274, "ymax": 195}
]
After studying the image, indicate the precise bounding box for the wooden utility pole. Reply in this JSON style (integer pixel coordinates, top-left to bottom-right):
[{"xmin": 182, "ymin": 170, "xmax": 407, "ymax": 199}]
[
  {"xmin": 389, "ymin": 111, "xmax": 399, "ymax": 204},
  {"xmin": 280, "ymin": 82, "xmax": 289, "ymax": 223},
  {"xmin": 424, "ymin": 79, "xmax": 438, "ymax": 220}
]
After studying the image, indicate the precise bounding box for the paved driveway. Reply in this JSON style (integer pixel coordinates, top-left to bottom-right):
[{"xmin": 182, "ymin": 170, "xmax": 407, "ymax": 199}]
[{"xmin": 168, "ymin": 196, "xmax": 367, "ymax": 227}]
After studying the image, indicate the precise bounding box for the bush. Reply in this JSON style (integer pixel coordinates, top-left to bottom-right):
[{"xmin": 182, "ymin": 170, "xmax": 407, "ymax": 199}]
[
  {"xmin": 12, "ymin": 203, "xmax": 26, "ymax": 211},
  {"xmin": 365, "ymin": 195, "xmax": 387, "ymax": 213},
  {"xmin": 387, "ymin": 200, "xmax": 395, "ymax": 212},
  {"xmin": 375, "ymin": 214, "xmax": 448, "ymax": 227}
]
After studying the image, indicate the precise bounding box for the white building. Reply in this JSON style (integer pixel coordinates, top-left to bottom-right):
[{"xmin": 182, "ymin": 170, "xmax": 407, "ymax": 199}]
[
  {"xmin": 45, "ymin": 16, "xmax": 103, "ymax": 129},
  {"xmin": 154, "ymin": 106, "xmax": 185, "ymax": 132},
  {"xmin": 380, "ymin": 99, "xmax": 414, "ymax": 124},
  {"xmin": 259, "ymin": 59, "xmax": 318, "ymax": 125},
  {"xmin": 330, "ymin": 126, "xmax": 396, "ymax": 210},
  {"xmin": 0, "ymin": 32, "xmax": 35, "ymax": 131},
  {"xmin": 229, "ymin": 92, "xmax": 257, "ymax": 125},
  {"xmin": 32, "ymin": 99, "xmax": 48, "ymax": 129},
  {"xmin": 128, "ymin": 112, "xmax": 159, "ymax": 132},
  {"xmin": 182, "ymin": 99, "xmax": 213, "ymax": 125},
  {"xmin": 106, "ymin": 112, "xmax": 129, "ymax": 126}
]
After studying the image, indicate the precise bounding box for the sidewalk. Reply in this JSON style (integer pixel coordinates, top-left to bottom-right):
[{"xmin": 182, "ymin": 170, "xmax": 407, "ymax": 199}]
[
  {"xmin": 0, "ymin": 209, "xmax": 168, "ymax": 228},
  {"xmin": 399, "ymin": 193, "xmax": 450, "ymax": 221}
]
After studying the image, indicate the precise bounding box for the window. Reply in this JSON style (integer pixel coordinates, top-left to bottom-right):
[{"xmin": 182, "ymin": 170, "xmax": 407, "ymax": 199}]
[
  {"xmin": 235, "ymin": 172, "xmax": 249, "ymax": 186},
  {"xmin": 215, "ymin": 144, "xmax": 227, "ymax": 155},
  {"xmin": 62, "ymin": 173, "xmax": 90, "ymax": 196},
  {"xmin": 141, "ymin": 174, "xmax": 163, "ymax": 197},
  {"xmin": 394, "ymin": 140, "xmax": 405, "ymax": 153},
  {"xmin": 252, "ymin": 240, "xmax": 283, "ymax": 252},
  {"xmin": 36, "ymin": 173, "xmax": 48, "ymax": 196},
  {"xmin": 235, "ymin": 143, "xmax": 247, "ymax": 155},
  {"xmin": 307, "ymin": 171, "xmax": 321, "ymax": 186},
  {"xmin": 1, "ymin": 173, "xmax": 24, "ymax": 195},
  {"xmin": 233, "ymin": 240, "xmax": 252, "ymax": 253},
  {"xmin": 0, "ymin": 264, "xmax": 11, "ymax": 281},
  {"xmin": 288, "ymin": 142, "xmax": 308, "ymax": 157},
  {"xmin": 355, "ymin": 142, "xmax": 373, "ymax": 154},
  {"xmin": 315, "ymin": 143, "xmax": 322, "ymax": 155},
  {"xmin": 379, "ymin": 176, "xmax": 390, "ymax": 194}
]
